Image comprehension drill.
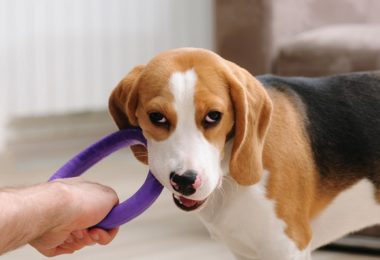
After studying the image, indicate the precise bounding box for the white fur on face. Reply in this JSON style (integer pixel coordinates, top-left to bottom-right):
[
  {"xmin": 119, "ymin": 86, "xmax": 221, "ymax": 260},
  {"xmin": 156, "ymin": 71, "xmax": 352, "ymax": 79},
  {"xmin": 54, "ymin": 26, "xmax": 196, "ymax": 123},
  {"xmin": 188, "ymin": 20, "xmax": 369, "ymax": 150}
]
[{"xmin": 147, "ymin": 69, "xmax": 222, "ymax": 200}]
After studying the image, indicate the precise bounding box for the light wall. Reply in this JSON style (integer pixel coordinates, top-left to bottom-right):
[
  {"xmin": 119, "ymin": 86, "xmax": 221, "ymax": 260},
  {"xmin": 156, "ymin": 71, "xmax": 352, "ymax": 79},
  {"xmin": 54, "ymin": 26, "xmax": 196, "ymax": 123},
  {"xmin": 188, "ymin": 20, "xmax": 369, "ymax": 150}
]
[
  {"xmin": 0, "ymin": 0, "xmax": 214, "ymax": 150},
  {"xmin": 0, "ymin": 0, "xmax": 214, "ymax": 118}
]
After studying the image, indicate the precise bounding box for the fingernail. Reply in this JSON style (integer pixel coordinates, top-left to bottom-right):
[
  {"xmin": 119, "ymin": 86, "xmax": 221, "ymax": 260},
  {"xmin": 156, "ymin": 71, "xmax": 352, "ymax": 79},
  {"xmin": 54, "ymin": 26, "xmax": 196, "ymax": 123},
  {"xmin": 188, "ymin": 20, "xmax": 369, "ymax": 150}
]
[
  {"xmin": 65, "ymin": 236, "xmax": 74, "ymax": 243},
  {"xmin": 91, "ymin": 233, "xmax": 100, "ymax": 241},
  {"xmin": 73, "ymin": 230, "xmax": 84, "ymax": 239}
]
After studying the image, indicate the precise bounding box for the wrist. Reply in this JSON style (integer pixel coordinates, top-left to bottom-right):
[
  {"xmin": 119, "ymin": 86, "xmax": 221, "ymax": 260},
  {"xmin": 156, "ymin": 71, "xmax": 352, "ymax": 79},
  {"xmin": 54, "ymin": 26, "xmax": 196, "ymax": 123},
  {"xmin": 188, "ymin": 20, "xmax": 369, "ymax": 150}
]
[
  {"xmin": 0, "ymin": 182, "xmax": 73, "ymax": 253},
  {"xmin": 39, "ymin": 181, "xmax": 79, "ymax": 231},
  {"xmin": 27, "ymin": 182, "xmax": 72, "ymax": 234},
  {"xmin": 16, "ymin": 182, "xmax": 76, "ymax": 235}
]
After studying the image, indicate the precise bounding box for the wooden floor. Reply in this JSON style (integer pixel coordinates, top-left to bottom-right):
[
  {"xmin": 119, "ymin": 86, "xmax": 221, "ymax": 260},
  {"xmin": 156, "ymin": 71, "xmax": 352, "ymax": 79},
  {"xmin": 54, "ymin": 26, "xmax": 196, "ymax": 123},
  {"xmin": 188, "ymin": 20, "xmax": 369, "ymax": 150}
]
[{"xmin": 1, "ymin": 136, "xmax": 379, "ymax": 260}]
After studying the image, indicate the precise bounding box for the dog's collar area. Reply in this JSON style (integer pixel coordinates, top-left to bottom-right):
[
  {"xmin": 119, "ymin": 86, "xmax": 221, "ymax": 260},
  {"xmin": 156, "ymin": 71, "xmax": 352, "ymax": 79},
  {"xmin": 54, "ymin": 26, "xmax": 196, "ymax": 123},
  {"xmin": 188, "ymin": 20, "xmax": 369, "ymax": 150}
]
[{"xmin": 172, "ymin": 194, "xmax": 206, "ymax": 211}]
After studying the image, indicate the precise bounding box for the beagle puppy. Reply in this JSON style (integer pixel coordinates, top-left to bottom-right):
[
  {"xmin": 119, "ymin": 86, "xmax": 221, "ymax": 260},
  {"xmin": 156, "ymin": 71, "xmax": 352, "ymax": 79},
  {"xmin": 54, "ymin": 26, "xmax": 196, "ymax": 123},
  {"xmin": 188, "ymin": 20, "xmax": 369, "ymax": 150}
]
[{"xmin": 109, "ymin": 48, "xmax": 380, "ymax": 260}]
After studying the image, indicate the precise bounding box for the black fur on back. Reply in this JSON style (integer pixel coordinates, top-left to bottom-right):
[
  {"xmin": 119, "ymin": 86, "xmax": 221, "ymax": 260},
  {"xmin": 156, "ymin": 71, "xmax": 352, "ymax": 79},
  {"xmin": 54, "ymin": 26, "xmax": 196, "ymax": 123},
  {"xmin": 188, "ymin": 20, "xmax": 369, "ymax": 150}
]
[{"xmin": 257, "ymin": 72, "xmax": 380, "ymax": 189}]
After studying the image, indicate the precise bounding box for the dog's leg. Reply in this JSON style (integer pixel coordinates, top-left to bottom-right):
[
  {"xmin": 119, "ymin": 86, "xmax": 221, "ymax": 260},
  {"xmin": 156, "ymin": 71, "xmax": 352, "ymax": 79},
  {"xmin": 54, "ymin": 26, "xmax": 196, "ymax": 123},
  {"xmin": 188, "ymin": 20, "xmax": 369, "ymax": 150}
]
[
  {"xmin": 296, "ymin": 246, "xmax": 312, "ymax": 260},
  {"xmin": 304, "ymin": 249, "xmax": 312, "ymax": 260},
  {"xmin": 252, "ymin": 243, "xmax": 311, "ymax": 260}
]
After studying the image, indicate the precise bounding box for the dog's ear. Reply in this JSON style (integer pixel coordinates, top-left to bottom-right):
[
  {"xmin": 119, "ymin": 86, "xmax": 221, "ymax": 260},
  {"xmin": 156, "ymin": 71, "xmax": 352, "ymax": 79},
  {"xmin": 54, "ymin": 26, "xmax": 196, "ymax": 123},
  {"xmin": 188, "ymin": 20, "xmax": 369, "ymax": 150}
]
[
  {"xmin": 108, "ymin": 65, "xmax": 148, "ymax": 164},
  {"xmin": 109, "ymin": 65, "xmax": 145, "ymax": 128},
  {"xmin": 224, "ymin": 62, "xmax": 272, "ymax": 185}
]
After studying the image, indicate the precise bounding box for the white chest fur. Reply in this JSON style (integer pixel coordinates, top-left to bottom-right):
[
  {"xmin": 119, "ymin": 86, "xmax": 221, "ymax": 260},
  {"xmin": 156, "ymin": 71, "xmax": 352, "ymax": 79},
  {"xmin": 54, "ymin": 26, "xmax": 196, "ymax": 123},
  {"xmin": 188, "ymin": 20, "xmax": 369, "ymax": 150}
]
[{"xmin": 198, "ymin": 172, "xmax": 309, "ymax": 260}]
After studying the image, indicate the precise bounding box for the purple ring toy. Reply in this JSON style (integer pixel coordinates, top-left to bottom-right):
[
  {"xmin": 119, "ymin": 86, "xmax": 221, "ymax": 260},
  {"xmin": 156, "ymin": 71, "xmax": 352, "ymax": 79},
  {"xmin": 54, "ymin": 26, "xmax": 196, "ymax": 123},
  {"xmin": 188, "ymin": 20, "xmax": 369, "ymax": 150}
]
[{"xmin": 49, "ymin": 128, "xmax": 163, "ymax": 230}]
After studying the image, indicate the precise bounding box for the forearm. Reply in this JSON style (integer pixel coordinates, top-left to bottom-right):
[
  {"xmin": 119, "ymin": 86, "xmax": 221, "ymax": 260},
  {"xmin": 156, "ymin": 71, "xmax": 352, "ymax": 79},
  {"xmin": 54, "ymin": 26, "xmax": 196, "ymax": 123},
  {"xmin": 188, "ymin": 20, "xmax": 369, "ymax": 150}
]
[{"xmin": 0, "ymin": 182, "xmax": 69, "ymax": 254}]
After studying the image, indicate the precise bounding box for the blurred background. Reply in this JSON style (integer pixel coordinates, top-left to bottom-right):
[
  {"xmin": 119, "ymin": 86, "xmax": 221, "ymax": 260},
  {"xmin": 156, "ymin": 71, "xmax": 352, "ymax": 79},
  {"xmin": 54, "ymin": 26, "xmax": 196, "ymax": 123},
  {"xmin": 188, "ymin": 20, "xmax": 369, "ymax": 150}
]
[
  {"xmin": 0, "ymin": 0, "xmax": 213, "ymax": 154},
  {"xmin": 1, "ymin": 0, "xmax": 380, "ymax": 259}
]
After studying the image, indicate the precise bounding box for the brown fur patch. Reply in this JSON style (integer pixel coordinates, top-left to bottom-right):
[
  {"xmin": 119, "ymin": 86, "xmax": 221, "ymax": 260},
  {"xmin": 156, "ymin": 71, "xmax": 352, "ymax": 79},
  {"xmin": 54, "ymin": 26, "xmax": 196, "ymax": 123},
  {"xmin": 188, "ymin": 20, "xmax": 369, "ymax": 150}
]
[
  {"xmin": 263, "ymin": 89, "xmax": 317, "ymax": 249},
  {"xmin": 262, "ymin": 87, "xmax": 365, "ymax": 249},
  {"xmin": 193, "ymin": 71, "xmax": 234, "ymax": 151},
  {"xmin": 134, "ymin": 49, "xmax": 236, "ymax": 148},
  {"xmin": 224, "ymin": 62, "xmax": 273, "ymax": 186},
  {"xmin": 109, "ymin": 65, "xmax": 149, "ymax": 164}
]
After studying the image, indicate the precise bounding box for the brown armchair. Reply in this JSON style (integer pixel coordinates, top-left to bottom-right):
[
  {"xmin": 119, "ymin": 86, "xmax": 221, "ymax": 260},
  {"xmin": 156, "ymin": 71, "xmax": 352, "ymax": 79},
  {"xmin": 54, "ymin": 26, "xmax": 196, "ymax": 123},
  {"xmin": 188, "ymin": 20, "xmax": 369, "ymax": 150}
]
[{"xmin": 216, "ymin": 0, "xmax": 380, "ymax": 76}]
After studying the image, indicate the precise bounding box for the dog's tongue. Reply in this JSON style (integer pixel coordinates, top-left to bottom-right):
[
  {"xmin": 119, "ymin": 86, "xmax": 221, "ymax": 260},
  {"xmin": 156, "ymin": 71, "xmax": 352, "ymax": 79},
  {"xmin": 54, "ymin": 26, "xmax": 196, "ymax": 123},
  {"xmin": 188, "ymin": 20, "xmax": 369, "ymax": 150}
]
[{"xmin": 179, "ymin": 196, "xmax": 198, "ymax": 208}]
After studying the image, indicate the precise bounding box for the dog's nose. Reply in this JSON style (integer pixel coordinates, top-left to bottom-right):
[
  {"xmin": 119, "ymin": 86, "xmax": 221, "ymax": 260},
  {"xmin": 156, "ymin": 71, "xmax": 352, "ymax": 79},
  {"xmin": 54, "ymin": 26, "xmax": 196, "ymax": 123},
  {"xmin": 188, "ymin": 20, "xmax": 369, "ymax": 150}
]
[{"xmin": 170, "ymin": 170, "xmax": 201, "ymax": 196}]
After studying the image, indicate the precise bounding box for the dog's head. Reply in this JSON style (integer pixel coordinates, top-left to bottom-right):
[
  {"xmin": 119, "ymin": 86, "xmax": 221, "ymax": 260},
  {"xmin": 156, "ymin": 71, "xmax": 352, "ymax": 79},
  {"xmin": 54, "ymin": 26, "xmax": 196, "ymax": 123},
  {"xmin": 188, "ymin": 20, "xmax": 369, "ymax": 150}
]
[{"xmin": 109, "ymin": 48, "xmax": 272, "ymax": 211}]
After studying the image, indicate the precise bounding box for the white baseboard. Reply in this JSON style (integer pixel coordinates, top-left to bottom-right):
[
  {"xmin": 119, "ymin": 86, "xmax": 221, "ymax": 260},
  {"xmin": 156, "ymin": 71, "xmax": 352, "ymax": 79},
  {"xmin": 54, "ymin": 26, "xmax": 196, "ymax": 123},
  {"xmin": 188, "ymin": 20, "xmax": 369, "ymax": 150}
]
[{"xmin": 6, "ymin": 110, "xmax": 118, "ymax": 158}]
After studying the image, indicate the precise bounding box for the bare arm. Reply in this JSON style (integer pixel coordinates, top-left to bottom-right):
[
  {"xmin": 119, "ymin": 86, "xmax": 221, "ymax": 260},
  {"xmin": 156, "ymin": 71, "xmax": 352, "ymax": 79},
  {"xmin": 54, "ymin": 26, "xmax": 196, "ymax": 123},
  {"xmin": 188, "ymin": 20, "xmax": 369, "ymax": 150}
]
[{"xmin": 0, "ymin": 178, "xmax": 119, "ymax": 256}]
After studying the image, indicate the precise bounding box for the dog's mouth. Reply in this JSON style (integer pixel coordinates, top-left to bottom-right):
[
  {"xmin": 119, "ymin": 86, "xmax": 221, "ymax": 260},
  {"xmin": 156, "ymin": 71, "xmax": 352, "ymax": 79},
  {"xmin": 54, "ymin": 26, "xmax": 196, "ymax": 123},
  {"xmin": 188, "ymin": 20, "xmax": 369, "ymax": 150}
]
[{"xmin": 172, "ymin": 194, "xmax": 207, "ymax": 211}]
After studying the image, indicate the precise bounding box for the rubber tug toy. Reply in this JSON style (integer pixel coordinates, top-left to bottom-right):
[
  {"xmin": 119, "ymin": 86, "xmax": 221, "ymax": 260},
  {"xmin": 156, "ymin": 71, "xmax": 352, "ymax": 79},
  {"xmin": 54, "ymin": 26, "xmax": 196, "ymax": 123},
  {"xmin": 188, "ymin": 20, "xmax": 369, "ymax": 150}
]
[{"xmin": 49, "ymin": 128, "xmax": 164, "ymax": 229}]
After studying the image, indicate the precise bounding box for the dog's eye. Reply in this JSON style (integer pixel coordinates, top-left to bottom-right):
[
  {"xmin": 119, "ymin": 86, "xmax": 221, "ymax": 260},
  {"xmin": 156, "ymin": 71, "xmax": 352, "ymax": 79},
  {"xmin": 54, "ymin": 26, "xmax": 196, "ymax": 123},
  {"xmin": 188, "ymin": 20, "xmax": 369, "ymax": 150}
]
[
  {"xmin": 204, "ymin": 111, "xmax": 222, "ymax": 128},
  {"xmin": 149, "ymin": 112, "xmax": 168, "ymax": 126}
]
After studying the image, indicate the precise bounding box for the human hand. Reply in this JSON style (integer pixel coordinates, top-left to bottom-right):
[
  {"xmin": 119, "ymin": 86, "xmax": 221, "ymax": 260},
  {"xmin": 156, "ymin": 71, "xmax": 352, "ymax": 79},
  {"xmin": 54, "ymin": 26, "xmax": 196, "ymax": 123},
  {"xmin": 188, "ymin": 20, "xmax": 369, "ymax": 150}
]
[{"xmin": 29, "ymin": 178, "xmax": 119, "ymax": 256}]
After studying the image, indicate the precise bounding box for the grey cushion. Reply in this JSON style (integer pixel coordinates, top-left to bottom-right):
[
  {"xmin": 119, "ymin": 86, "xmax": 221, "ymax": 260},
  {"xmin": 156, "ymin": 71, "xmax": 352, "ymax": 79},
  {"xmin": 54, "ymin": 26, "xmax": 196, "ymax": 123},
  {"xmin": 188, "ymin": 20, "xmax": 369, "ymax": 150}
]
[{"xmin": 273, "ymin": 24, "xmax": 380, "ymax": 76}]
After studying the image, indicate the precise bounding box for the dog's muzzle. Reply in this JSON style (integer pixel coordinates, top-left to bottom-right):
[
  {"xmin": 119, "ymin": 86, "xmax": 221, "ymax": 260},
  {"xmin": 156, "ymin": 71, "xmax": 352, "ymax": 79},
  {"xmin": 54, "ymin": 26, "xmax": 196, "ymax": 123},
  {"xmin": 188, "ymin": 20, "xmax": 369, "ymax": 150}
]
[{"xmin": 170, "ymin": 170, "xmax": 206, "ymax": 211}]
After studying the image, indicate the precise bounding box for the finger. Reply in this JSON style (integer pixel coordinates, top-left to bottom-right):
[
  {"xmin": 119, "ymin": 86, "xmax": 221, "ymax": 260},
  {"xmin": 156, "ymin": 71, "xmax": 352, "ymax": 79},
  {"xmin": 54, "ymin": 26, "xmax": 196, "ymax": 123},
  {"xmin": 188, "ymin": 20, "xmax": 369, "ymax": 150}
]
[
  {"xmin": 55, "ymin": 246, "xmax": 75, "ymax": 255},
  {"xmin": 88, "ymin": 228, "xmax": 119, "ymax": 245},
  {"xmin": 52, "ymin": 231, "xmax": 91, "ymax": 252},
  {"xmin": 92, "ymin": 228, "xmax": 119, "ymax": 244},
  {"xmin": 64, "ymin": 234, "xmax": 75, "ymax": 244},
  {"xmin": 55, "ymin": 230, "xmax": 95, "ymax": 253},
  {"xmin": 37, "ymin": 246, "xmax": 75, "ymax": 257},
  {"xmin": 72, "ymin": 230, "xmax": 96, "ymax": 247},
  {"xmin": 72, "ymin": 230, "xmax": 84, "ymax": 240},
  {"xmin": 108, "ymin": 228, "xmax": 119, "ymax": 240},
  {"xmin": 58, "ymin": 242, "xmax": 78, "ymax": 250},
  {"xmin": 58, "ymin": 240, "xmax": 87, "ymax": 252}
]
